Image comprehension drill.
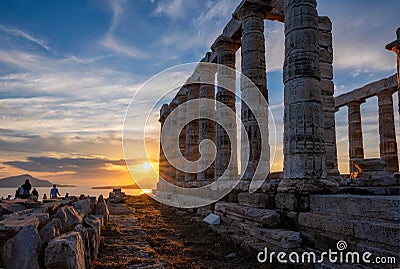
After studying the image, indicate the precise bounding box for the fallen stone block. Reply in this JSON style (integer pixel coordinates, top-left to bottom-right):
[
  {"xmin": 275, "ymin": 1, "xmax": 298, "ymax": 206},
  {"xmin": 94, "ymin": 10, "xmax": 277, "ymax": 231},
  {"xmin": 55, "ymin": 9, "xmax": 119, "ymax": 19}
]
[
  {"xmin": 203, "ymin": 213, "xmax": 221, "ymax": 225},
  {"xmin": 238, "ymin": 193, "xmax": 275, "ymax": 208},
  {"xmin": 39, "ymin": 218, "xmax": 62, "ymax": 246},
  {"xmin": 3, "ymin": 223, "xmax": 41, "ymax": 269},
  {"xmin": 73, "ymin": 199, "xmax": 92, "ymax": 217},
  {"xmin": 95, "ymin": 195, "xmax": 109, "ymax": 224},
  {"xmin": 45, "ymin": 231, "xmax": 85, "ymax": 269},
  {"xmin": 74, "ymin": 224, "xmax": 91, "ymax": 266},
  {"xmin": 52, "ymin": 205, "xmax": 83, "ymax": 232}
]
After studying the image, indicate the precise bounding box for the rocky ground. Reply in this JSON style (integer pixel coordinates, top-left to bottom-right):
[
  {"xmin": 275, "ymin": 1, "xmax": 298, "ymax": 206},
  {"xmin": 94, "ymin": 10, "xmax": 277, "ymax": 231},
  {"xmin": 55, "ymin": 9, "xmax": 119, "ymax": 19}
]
[{"xmin": 93, "ymin": 195, "xmax": 268, "ymax": 269}]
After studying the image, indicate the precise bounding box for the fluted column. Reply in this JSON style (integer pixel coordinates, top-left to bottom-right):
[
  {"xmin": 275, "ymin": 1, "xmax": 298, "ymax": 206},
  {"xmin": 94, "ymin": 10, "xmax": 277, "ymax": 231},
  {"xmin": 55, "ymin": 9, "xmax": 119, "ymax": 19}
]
[
  {"xmin": 198, "ymin": 63, "xmax": 217, "ymax": 184},
  {"xmin": 347, "ymin": 101, "xmax": 365, "ymax": 173},
  {"xmin": 211, "ymin": 36, "xmax": 240, "ymax": 180},
  {"xmin": 377, "ymin": 90, "xmax": 399, "ymax": 172},
  {"xmin": 385, "ymin": 28, "xmax": 400, "ymax": 125},
  {"xmin": 279, "ymin": 0, "xmax": 337, "ymax": 193},
  {"xmin": 158, "ymin": 104, "xmax": 170, "ymax": 190},
  {"xmin": 234, "ymin": 4, "xmax": 269, "ymax": 180},
  {"xmin": 175, "ymin": 90, "xmax": 187, "ymax": 187},
  {"xmin": 185, "ymin": 81, "xmax": 200, "ymax": 187},
  {"xmin": 167, "ymin": 101, "xmax": 178, "ymax": 185},
  {"xmin": 318, "ymin": 16, "xmax": 340, "ymax": 180}
]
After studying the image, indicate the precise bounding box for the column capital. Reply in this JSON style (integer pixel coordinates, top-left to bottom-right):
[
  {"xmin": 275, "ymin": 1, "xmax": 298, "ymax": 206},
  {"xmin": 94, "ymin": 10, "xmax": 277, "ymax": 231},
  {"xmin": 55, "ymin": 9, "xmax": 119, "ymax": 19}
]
[
  {"xmin": 232, "ymin": 2, "xmax": 269, "ymax": 21},
  {"xmin": 386, "ymin": 27, "xmax": 400, "ymax": 52},
  {"xmin": 377, "ymin": 88, "xmax": 396, "ymax": 98},
  {"xmin": 211, "ymin": 35, "xmax": 241, "ymax": 53},
  {"xmin": 346, "ymin": 100, "xmax": 365, "ymax": 108}
]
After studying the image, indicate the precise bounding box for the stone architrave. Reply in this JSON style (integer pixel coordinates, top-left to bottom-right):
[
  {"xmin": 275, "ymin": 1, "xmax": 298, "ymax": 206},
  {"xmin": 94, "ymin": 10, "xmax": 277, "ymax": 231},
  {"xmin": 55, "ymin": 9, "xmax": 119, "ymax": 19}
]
[
  {"xmin": 198, "ymin": 62, "xmax": 217, "ymax": 184},
  {"xmin": 211, "ymin": 36, "xmax": 240, "ymax": 180},
  {"xmin": 278, "ymin": 0, "xmax": 338, "ymax": 193},
  {"xmin": 347, "ymin": 101, "xmax": 365, "ymax": 174},
  {"xmin": 377, "ymin": 89, "xmax": 399, "ymax": 172},
  {"xmin": 185, "ymin": 80, "xmax": 201, "ymax": 187},
  {"xmin": 234, "ymin": 3, "xmax": 270, "ymax": 181}
]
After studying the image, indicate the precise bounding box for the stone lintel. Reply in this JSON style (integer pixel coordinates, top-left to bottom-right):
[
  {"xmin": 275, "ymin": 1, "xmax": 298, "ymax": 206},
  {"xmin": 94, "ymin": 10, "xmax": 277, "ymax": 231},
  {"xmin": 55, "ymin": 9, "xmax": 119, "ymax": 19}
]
[{"xmin": 335, "ymin": 74, "xmax": 398, "ymax": 109}]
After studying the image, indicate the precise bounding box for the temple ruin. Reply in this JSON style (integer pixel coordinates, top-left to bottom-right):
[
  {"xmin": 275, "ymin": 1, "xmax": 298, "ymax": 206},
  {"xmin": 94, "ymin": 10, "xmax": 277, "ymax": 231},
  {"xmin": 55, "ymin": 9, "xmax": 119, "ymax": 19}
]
[{"xmin": 156, "ymin": 0, "xmax": 399, "ymax": 266}]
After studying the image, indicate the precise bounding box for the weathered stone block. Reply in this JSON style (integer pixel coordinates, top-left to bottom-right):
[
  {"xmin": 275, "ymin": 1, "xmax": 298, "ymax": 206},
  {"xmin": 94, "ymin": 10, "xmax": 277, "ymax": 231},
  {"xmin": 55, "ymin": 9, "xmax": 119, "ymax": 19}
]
[
  {"xmin": 52, "ymin": 205, "xmax": 83, "ymax": 232},
  {"xmin": 320, "ymin": 62, "xmax": 333, "ymax": 80},
  {"xmin": 45, "ymin": 231, "xmax": 85, "ymax": 269},
  {"xmin": 73, "ymin": 199, "xmax": 92, "ymax": 217},
  {"xmin": 3, "ymin": 223, "xmax": 41, "ymax": 269},
  {"xmin": 237, "ymin": 192, "xmax": 275, "ymax": 208}
]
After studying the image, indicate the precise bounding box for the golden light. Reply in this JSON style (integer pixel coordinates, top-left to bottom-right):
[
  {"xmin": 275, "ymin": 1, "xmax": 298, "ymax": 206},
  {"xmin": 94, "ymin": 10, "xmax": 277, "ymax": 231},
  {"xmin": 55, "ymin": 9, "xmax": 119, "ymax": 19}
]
[{"xmin": 141, "ymin": 161, "xmax": 152, "ymax": 171}]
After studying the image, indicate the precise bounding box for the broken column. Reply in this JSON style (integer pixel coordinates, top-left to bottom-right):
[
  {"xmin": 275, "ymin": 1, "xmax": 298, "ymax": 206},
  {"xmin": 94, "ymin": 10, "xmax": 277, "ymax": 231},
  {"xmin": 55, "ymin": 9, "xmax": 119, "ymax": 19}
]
[
  {"xmin": 318, "ymin": 16, "xmax": 341, "ymax": 180},
  {"xmin": 347, "ymin": 101, "xmax": 365, "ymax": 174},
  {"xmin": 197, "ymin": 60, "xmax": 217, "ymax": 184},
  {"xmin": 377, "ymin": 89, "xmax": 399, "ymax": 172},
  {"xmin": 278, "ymin": 0, "xmax": 338, "ymax": 193},
  {"xmin": 211, "ymin": 36, "xmax": 240, "ymax": 180},
  {"xmin": 175, "ymin": 89, "xmax": 188, "ymax": 187},
  {"xmin": 234, "ymin": 2, "xmax": 270, "ymax": 180}
]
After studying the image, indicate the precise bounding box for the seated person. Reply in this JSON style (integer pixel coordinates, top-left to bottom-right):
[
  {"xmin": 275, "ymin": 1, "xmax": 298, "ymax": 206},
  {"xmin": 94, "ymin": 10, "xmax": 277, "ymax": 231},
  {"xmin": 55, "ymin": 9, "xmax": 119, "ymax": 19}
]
[
  {"xmin": 31, "ymin": 188, "xmax": 39, "ymax": 201},
  {"xmin": 50, "ymin": 184, "xmax": 61, "ymax": 198}
]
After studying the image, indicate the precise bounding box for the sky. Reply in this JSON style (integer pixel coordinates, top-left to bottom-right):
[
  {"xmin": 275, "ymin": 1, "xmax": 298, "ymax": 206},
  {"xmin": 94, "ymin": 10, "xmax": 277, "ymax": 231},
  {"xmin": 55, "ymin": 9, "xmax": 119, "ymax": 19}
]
[{"xmin": 0, "ymin": 0, "xmax": 399, "ymax": 187}]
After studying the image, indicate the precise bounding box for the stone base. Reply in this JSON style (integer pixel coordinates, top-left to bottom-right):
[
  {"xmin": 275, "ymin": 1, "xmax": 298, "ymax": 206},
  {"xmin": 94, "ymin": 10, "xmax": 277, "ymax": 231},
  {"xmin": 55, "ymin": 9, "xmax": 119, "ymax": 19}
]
[{"xmin": 277, "ymin": 178, "xmax": 339, "ymax": 193}]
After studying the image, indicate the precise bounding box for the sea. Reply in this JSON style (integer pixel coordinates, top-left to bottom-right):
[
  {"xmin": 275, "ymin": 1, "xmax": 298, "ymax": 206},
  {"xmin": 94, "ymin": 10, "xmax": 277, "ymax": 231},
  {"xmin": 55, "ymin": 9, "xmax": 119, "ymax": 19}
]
[{"xmin": 0, "ymin": 186, "xmax": 152, "ymax": 200}]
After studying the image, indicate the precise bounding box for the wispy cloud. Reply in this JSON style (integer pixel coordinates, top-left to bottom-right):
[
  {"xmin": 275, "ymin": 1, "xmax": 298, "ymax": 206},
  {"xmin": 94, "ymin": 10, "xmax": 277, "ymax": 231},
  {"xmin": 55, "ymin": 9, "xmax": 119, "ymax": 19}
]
[
  {"xmin": 101, "ymin": 0, "xmax": 148, "ymax": 59},
  {"xmin": 0, "ymin": 25, "xmax": 50, "ymax": 51}
]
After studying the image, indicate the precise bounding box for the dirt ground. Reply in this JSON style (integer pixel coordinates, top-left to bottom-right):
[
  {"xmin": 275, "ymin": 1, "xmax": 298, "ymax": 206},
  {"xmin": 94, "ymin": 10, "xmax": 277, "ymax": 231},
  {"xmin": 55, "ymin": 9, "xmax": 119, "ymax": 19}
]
[{"xmin": 125, "ymin": 195, "xmax": 267, "ymax": 269}]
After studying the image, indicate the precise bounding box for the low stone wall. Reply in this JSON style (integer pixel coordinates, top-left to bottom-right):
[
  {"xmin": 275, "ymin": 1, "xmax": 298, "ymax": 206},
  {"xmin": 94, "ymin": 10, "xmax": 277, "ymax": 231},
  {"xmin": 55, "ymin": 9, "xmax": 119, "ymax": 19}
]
[{"xmin": 0, "ymin": 194, "xmax": 109, "ymax": 269}]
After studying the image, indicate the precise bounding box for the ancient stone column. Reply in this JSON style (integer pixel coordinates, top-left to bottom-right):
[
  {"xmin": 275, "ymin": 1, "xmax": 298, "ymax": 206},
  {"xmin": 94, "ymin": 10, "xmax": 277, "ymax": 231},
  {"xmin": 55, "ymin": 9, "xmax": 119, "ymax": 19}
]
[
  {"xmin": 197, "ymin": 62, "xmax": 217, "ymax": 184},
  {"xmin": 185, "ymin": 80, "xmax": 200, "ymax": 187},
  {"xmin": 347, "ymin": 101, "xmax": 365, "ymax": 173},
  {"xmin": 158, "ymin": 104, "xmax": 170, "ymax": 190},
  {"xmin": 377, "ymin": 89, "xmax": 399, "ymax": 172},
  {"xmin": 278, "ymin": 0, "xmax": 337, "ymax": 193},
  {"xmin": 318, "ymin": 16, "xmax": 341, "ymax": 180},
  {"xmin": 385, "ymin": 28, "xmax": 400, "ymax": 125},
  {"xmin": 234, "ymin": 3, "xmax": 270, "ymax": 180},
  {"xmin": 167, "ymin": 101, "xmax": 178, "ymax": 185},
  {"xmin": 175, "ymin": 89, "xmax": 188, "ymax": 187},
  {"xmin": 211, "ymin": 36, "xmax": 240, "ymax": 180}
]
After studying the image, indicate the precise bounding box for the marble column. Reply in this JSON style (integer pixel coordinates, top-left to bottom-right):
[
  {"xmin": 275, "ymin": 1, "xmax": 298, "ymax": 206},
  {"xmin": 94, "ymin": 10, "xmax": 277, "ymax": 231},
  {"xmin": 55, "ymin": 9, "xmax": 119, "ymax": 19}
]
[
  {"xmin": 278, "ymin": 0, "xmax": 337, "ymax": 193},
  {"xmin": 158, "ymin": 104, "xmax": 170, "ymax": 190},
  {"xmin": 318, "ymin": 16, "xmax": 341, "ymax": 180},
  {"xmin": 211, "ymin": 36, "xmax": 240, "ymax": 180},
  {"xmin": 234, "ymin": 4, "xmax": 270, "ymax": 180},
  {"xmin": 175, "ymin": 89, "xmax": 187, "ymax": 187},
  {"xmin": 347, "ymin": 101, "xmax": 365, "ymax": 173},
  {"xmin": 185, "ymin": 80, "xmax": 200, "ymax": 187},
  {"xmin": 197, "ymin": 63, "xmax": 217, "ymax": 184},
  {"xmin": 167, "ymin": 101, "xmax": 178, "ymax": 185},
  {"xmin": 385, "ymin": 28, "xmax": 400, "ymax": 125},
  {"xmin": 377, "ymin": 90, "xmax": 399, "ymax": 172}
]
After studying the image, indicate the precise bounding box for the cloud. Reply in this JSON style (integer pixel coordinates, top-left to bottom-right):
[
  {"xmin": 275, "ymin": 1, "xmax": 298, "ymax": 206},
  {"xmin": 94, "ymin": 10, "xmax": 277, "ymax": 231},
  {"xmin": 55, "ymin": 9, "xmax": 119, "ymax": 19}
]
[
  {"xmin": 101, "ymin": 0, "xmax": 148, "ymax": 59},
  {"xmin": 3, "ymin": 156, "xmax": 130, "ymax": 173},
  {"xmin": 153, "ymin": 0, "xmax": 185, "ymax": 19},
  {"xmin": 102, "ymin": 33, "xmax": 149, "ymax": 59},
  {"xmin": 0, "ymin": 25, "xmax": 50, "ymax": 51}
]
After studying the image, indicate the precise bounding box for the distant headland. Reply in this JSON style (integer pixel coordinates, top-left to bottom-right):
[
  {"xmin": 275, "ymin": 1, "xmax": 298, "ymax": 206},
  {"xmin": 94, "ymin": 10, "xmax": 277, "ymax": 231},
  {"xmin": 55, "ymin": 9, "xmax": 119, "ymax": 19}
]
[
  {"xmin": 92, "ymin": 183, "xmax": 140, "ymax": 190},
  {"xmin": 0, "ymin": 174, "xmax": 76, "ymax": 188}
]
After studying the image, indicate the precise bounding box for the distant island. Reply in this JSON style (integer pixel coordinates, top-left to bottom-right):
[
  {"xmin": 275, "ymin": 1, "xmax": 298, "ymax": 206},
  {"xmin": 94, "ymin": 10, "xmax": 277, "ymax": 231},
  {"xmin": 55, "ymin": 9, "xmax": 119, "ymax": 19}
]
[
  {"xmin": 92, "ymin": 184, "xmax": 140, "ymax": 190},
  {"xmin": 0, "ymin": 174, "xmax": 76, "ymax": 188}
]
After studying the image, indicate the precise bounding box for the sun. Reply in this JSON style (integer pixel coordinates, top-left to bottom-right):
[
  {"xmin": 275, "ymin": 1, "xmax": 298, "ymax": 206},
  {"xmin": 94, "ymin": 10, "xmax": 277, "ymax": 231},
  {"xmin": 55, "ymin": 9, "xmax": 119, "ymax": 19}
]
[{"xmin": 141, "ymin": 161, "xmax": 152, "ymax": 171}]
